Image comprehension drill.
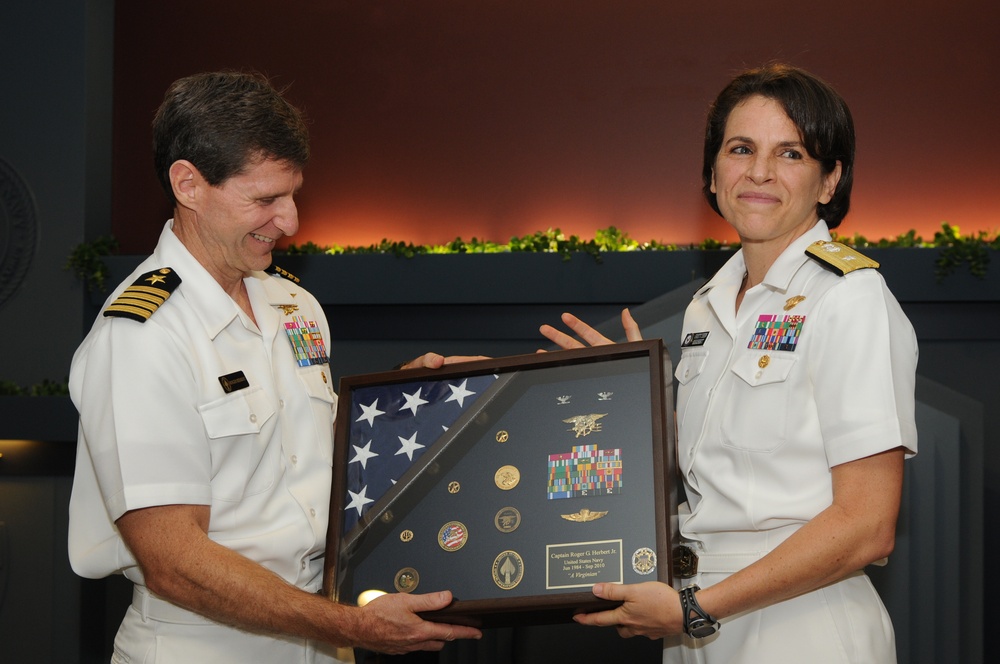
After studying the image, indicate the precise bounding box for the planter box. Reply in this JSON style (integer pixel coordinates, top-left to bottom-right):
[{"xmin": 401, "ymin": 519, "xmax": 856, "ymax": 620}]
[
  {"xmin": 105, "ymin": 248, "xmax": 1000, "ymax": 308},
  {"xmin": 866, "ymin": 248, "xmax": 1000, "ymax": 303}
]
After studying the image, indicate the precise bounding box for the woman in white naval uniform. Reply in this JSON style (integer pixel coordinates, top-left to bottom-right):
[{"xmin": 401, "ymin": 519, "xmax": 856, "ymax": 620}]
[{"xmin": 541, "ymin": 63, "xmax": 917, "ymax": 663}]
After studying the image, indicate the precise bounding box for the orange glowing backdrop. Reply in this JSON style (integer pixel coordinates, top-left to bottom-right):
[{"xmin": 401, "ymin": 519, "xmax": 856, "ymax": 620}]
[{"xmin": 112, "ymin": 1, "xmax": 1000, "ymax": 254}]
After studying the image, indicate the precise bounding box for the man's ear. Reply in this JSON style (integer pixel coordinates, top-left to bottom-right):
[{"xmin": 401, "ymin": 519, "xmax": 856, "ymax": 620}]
[{"xmin": 169, "ymin": 160, "xmax": 202, "ymax": 210}]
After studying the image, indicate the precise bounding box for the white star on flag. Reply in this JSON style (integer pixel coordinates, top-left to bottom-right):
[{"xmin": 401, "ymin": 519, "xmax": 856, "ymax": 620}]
[
  {"xmin": 344, "ymin": 486, "xmax": 374, "ymax": 516},
  {"xmin": 395, "ymin": 431, "xmax": 425, "ymax": 461},
  {"xmin": 445, "ymin": 379, "xmax": 476, "ymax": 407},
  {"xmin": 356, "ymin": 399, "xmax": 385, "ymax": 426},
  {"xmin": 349, "ymin": 440, "xmax": 379, "ymax": 469},
  {"xmin": 340, "ymin": 373, "xmax": 499, "ymax": 534},
  {"xmin": 400, "ymin": 388, "xmax": 429, "ymax": 415}
]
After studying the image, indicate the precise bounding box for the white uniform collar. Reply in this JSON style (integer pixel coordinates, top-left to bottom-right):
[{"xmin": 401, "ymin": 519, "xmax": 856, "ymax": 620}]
[
  {"xmin": 152, "ymin": 220, "xmax": 243, "ymax": 339},
  {"xmin": 693, "ymin": 220, "xmax": 833, "ymax": 298}
]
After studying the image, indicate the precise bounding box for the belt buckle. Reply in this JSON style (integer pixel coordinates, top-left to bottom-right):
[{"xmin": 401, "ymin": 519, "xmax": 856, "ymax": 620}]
[{"xmin": 673, "ymin": 544, "xmax": 699, "ymax": 579}]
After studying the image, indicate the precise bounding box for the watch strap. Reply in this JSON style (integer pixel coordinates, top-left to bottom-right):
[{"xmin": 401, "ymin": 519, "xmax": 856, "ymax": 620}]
[{"xmin": 679, "ymin": 585, "xmax": 719, "ymax": 638}]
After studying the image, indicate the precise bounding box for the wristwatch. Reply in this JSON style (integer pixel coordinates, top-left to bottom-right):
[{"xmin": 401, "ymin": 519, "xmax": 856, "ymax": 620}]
[{"xmin": 679, "ymin": 585, "xmax": 719, "ymax": 638}]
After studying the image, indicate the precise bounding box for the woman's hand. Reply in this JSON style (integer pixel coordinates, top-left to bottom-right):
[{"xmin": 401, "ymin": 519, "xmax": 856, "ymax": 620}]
[
  {"xmin": 573, "ymin": 581, "xmax": 682, "ymax": 640},
  {"xmin": 539, "ymin": 308, "xmax": 642, "ymax": 350}
]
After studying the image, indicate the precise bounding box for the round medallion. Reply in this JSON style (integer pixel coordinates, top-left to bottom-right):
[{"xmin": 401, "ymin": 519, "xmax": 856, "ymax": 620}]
[
  {"xmin": 0, "ymin": 157, "xmax": 39, "ymax": 311},
  {"xmin": 496, "ymin": 430, "xmax": 509, "ymax": 443},
  {"xmin": 492, "ymin": 550, "xmax": 524, "ymax": 590},
  {"xmin": 494, "ymin": 465, "xmax": 520, "ymax": 490},
  {"xmin": 400, "ymin": 529, "xmax": 414, "ymax": 543},
  {"xmin": 394, "ymin": 567, "xmax": 419, "ymax": 593},
  {"xmin": 494, "ymin": 506, "xmax": 521, "ymax": 533},
  {"xmin": 631, "ymin": 547, "xmax": 657, "ymax": 575},
  {"xmin": 438, "ymin": 521, "xmax": 469, "ymax": 551},
  {"xmin": 447, "ymin": 481, "xmax": 461, "ymax": 494}
]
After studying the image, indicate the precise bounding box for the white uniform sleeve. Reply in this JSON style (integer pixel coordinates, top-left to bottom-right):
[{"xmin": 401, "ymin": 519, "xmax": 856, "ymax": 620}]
[{"xmin": 808, "ymin": 269, "xmax": 918, "ymax": 467}]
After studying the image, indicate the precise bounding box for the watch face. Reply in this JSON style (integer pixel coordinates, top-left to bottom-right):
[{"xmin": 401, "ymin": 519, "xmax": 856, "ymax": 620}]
[{"xmin": 688, "ymin": 620, "xmax": 718, "ymax": 638}]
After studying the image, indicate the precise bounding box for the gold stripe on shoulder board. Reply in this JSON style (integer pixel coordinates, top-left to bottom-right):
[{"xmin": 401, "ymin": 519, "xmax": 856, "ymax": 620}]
[
  {"xmin": 266, "ymin": 264, "xmax": 301, "ymax": 283},
  {"xmin": 805, "ymin": 241, "xmax": 879, "ymax": 276},
  {"xmin": 103, "ymin": 267, "xmax": 181, "ymax": 323}
]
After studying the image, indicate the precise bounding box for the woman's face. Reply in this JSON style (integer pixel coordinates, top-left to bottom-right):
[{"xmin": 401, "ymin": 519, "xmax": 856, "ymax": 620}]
[{"xmin": 711, "ymin": 95, "xmax": 841, "ymax": 248}]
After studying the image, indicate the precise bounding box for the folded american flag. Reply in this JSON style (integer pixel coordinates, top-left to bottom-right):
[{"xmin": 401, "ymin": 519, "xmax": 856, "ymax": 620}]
[{"xmin": 342, "ymin": 373, "xmax": 498, "ymax": 534}]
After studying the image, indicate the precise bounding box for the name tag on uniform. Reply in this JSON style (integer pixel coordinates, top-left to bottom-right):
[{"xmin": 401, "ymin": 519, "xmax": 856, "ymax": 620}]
[
  {"xmin": 682, "ymin": 332, "xmax": 710, "ymax": 347},
  {"xmin": 219, "ymin": 371, "xmax": 250, "ymax": 393}
]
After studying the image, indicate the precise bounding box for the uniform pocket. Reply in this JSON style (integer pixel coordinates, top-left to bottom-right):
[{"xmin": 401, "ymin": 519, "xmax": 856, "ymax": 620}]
[
  {"xmin": 198, "ymin": 387, "xmax": 277, "ymax": 500},
  {"xmin": 721, "ymin": 353, "xmax": 796, "ymax": 453},
  {"xmin": 296, "ymin": 365, "xmax": 337, "ymax": 465},
  {"xmin": 674, "ymin": 350, "xmax": 709, "ymax": 436}
]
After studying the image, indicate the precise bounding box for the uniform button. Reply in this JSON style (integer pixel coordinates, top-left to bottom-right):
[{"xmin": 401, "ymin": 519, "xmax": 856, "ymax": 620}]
[
  {"xmin": 291, "ymin": 455, "xmax": 298, "ymax": 464},
  {"xmin": 755, "ymin": 370, "xmax": 763, "ymax": 379},
  {"xmin": 249, "ymin": 414, "xmax": 257, "ymax": 423},
  {"xmin": 279, "ymin": 399, "xmax": 285, "ymax": 409},
  {"xmin": 301, "ymin": 560, "xmax": 307, "ymax": 569},
  {"xmin": 310, "ymin": 508, "xmax": 316, "ymax": 517}
]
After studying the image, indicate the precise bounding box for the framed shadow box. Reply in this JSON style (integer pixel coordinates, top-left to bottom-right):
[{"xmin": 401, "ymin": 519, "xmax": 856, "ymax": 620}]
[{"xmin": 323, "ymin": 340, "xmax": 677, "ymax": 627}]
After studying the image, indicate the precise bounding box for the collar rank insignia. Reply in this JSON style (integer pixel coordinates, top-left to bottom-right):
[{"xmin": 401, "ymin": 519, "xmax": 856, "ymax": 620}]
[
  {"xmin": 805, "ymin": 240, "xmax": 879, "ymax": 276},
  {"xmin": 103, "ymin": 268, "xmax": 181, "ymax": 323},
  {"xmin": 266, "ymin": 264, "xmax": 301, "ymax": 283}
]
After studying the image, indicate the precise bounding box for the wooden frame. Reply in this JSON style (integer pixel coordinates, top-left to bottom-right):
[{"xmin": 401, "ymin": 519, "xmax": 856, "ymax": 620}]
[{"xmin": 323, "ymin": 340, "xmax": 676, "ymax": 627}]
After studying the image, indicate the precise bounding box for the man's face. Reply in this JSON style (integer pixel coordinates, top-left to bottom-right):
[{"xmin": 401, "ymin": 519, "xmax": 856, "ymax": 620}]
[{"xmin": 189, "ymin": 157, "xmax": 303, "ymax": 285}]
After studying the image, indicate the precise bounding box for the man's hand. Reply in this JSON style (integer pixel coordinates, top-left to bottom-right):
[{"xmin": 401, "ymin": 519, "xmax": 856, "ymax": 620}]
[
  {"xmin": 398, "ymin": 353, "xmax": 489, "ymax": 370},
  {"xmin": 351, "ymin": 590, "xmax": 482, "ymax": 654},
  {"xmin": 539, "ymin": 309, "xmax": 642, "ymax": 350}
]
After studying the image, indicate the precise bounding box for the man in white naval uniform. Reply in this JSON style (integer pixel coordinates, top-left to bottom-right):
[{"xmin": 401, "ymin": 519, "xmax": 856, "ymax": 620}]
[{"xmin": 68, "ymin": 71, "xmax": 481, "ymax": 663}]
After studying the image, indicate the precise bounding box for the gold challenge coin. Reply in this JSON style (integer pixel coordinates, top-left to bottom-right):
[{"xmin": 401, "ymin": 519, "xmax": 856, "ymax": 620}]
[{"xmin": 494, "ymin": 465, "xmax": 520, "ymax": 490}]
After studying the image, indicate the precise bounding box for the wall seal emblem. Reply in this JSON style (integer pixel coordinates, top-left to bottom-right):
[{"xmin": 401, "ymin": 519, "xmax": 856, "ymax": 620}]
[{"xmin": 0, "ymin": 156, "xmax": 39, "ymax": 310}]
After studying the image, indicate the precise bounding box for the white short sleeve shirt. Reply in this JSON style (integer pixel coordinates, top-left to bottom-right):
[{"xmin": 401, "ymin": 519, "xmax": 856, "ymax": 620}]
[
  {"xmin": 68, "ymin": 221, "xmax": 337, "ymax": 591},
  {"xmin": 674, "ymin": 221, "xmax": 918, "ymax": 552}
]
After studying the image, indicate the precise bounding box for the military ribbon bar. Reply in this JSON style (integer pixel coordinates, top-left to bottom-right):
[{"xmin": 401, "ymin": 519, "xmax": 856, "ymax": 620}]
[
  {"xmin": 748, "ymin": 314, "xmax": 806, "ymax": 351},
  {"xmin": 283, "ymin": 316, "xmax": 329, "ymax": 366},
  {"xmin": 547, "ymin": 444, "xmax": 623, "ymax": 500}
]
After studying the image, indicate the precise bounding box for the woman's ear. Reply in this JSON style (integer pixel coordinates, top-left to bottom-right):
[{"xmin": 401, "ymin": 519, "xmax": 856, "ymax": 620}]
[{"xmin": 819, "ymin": 161, "xmax": 843, "ymax": 205}]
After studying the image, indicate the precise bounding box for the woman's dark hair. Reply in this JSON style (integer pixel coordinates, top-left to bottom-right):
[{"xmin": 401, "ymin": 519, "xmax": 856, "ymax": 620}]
[
  {"xmin": 702, "ymin": 63, "xmax": 855, "ymax": 228},
  {"xmin": 152, "ymin": 71, "xmax": 310, "ymax": 203}
]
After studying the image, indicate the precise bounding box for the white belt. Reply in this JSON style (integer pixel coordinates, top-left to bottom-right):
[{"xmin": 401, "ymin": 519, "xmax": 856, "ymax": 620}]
[
  {"xmin": 691, "ymin": 551, "xmax": 766, "ymax": 574},
  {"xmin": 132, "ymin": 585, "xmax": 214, "ymax": 625}
]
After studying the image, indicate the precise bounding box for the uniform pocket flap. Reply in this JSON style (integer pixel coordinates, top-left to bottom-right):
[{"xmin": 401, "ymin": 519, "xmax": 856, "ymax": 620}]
[
  {"xmin": 297, "ymin": 366, "xmax": 337, "ymax": 406},
  {"xmin": 199, "ymin": 386, "xmax": 275, "ymax": 439},
  {"xmin": 730, "ymin": 353, "xmax": 797, "ymax": 387},
  {"xmin": 675, "ymin": 351, "xmax": 709, "ymax": 386}
]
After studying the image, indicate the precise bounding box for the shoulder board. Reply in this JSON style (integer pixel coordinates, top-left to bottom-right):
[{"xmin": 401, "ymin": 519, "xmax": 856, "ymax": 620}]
[
  {"xmin": 804, "ymin": 241, "xmax": 879, "ymax": 276},
  {"xmin": 266, "ymin": 264, "xmax": 300, "ymax": 283},
  {"xmin": 103, "ymin": 267, "xmax": 181, "ymax": 323}
]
